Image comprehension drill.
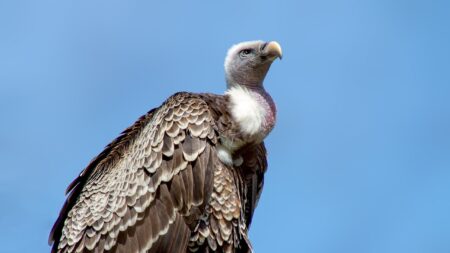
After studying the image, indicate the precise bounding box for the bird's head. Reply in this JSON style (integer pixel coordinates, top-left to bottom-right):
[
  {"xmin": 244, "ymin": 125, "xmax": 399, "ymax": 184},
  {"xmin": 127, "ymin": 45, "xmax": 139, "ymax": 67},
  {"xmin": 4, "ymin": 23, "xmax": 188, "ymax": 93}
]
[{"xmin": 224, "ymin": 40, "xmax": 282, "ymax": 88}]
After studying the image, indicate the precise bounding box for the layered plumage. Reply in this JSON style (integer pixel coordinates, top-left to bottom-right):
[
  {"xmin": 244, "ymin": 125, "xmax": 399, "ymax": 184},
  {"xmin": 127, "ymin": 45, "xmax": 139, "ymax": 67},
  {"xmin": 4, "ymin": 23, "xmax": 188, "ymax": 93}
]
[{"xmin": 49, "ymin": 41, "xmax": 282, "ymax": 253}]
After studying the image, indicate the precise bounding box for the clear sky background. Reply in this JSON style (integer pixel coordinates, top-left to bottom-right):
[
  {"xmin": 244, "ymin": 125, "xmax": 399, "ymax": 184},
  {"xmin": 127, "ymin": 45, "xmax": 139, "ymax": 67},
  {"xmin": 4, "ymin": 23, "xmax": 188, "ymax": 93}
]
[{"xmin": 1, "ymin": 1, "xmax": 449, "ymax": 252}]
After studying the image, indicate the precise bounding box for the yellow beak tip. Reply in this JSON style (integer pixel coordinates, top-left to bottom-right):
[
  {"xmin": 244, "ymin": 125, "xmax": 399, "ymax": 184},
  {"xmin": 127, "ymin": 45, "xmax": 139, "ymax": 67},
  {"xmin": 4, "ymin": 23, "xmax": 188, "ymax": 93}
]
[{"xmin": 266, "ymin": 41, "xmax": 283, "ymax": 60}]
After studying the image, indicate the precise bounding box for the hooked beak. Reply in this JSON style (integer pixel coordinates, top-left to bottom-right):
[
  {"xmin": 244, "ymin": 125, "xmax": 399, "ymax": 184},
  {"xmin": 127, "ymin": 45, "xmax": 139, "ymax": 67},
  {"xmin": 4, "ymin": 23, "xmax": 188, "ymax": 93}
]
[{"xmin": 262, "ymin": 41, "xmax": 283, "ymax": 60}]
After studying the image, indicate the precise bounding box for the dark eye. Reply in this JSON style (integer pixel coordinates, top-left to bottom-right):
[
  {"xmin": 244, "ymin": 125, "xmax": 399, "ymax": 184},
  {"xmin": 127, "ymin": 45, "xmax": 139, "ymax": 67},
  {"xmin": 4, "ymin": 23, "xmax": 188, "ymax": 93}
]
[{"xmin": 239, "ymin": 49, "xmax": 252, "ymax": 57}]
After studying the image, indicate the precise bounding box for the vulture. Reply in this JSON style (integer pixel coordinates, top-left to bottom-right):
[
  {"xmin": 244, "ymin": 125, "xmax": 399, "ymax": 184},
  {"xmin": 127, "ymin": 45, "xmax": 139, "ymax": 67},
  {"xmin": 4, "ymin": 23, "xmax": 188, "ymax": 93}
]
[{"xmin": 49, "ymin": 40, "xmax": 282, "ymax": 253}]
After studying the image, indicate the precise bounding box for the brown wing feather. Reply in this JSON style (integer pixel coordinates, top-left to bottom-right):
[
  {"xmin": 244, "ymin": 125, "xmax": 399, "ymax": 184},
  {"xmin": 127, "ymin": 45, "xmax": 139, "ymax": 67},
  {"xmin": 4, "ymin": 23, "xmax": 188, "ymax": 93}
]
[
  {"xmin": 238, "ymin": 143, "xmax": 268, "ymax": 228},
  {"xmin": 50, "ymin": 92, "xmax": 218, "ymax": 253},
  {"xmin": 49, "ymin": 108, "xmax": 157, "ymax": 249}
]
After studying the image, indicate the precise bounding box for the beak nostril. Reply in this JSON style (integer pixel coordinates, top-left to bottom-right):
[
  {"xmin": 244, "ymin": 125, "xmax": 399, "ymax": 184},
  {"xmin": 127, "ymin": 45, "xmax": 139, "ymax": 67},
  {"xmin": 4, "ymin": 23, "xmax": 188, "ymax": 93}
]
[{"xmin": 260, "ymin": 42, "xmax": 269, "ymax": 51}]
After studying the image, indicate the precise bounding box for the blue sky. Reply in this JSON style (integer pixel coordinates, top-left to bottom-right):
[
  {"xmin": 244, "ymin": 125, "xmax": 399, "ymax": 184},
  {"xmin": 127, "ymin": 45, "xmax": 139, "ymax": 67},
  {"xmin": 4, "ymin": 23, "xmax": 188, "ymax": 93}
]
[{"xmin": 1, "ymin": 0, "xmax": 450, "ymax": 252}]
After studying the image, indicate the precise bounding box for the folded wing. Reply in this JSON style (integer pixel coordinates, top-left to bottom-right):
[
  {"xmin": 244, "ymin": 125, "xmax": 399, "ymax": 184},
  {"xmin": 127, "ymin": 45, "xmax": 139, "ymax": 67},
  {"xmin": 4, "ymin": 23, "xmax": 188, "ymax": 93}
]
[{"xmin": 49, "ymin": 92, "xmax": 219, "ymax": 253}]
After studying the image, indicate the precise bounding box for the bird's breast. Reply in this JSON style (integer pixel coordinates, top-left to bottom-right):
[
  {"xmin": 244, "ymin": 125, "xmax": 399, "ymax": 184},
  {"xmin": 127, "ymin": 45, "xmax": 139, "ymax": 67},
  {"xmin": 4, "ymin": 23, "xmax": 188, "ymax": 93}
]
[
  {"xmin": 215, "ymin": 86, "xmax": 276, "ymax": 167},
  {"xmin": 226, "ymin": 86, "xmax": 276, "ymax": 143}
]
